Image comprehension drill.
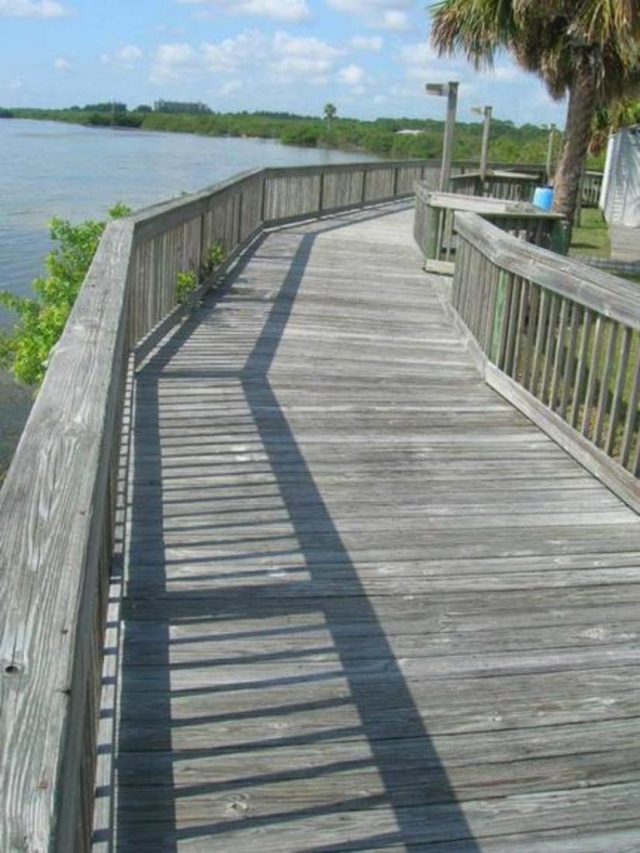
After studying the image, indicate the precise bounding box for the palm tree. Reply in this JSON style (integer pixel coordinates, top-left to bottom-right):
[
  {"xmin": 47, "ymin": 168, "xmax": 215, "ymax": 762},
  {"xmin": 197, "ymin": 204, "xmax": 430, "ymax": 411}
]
[
  {"xmin": 430, "ymin": 0, "xmax": 640, "ymax": 225},
  {"xmin": 324, "ymin": 102, "xmax": 337, "ymax": 125},
  {"xmin": 590, "ymin": 97, "xmax": 640, "ymax": 156}
]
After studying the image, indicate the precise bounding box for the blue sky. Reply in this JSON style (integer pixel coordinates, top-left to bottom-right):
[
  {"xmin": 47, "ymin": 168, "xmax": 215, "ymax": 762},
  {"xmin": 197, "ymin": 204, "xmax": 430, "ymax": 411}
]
[{"xmin": 0, "ymin": 0, "xmax": 567, "ymax": 126}]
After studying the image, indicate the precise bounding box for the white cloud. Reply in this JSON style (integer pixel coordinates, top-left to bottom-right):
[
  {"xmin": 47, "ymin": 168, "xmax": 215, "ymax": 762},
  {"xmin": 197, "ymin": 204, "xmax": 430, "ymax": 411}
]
[
  {"xmin": 350, "ymin": 35, "xmax": 382, "ymax": 51},
  {"xmin": 271, "ymin": 31, "xmax": 343, "ymax": 77},
  {"xmin": 219, "ymin": 79, "xmax": 242, "ymax": 95},
  {"xmin": 492, "ymin": 63, "xmax": 521, "ymax": 83},
  {"xmin": 337, "ymin": 63, "xmax": 365, "ymax": 87},
  {"xmin": 325, "ymin": 0, "xmax": 412, "ymax": 29},
  {"xmin": 0, "ymin": 0, "xmax": 68, "ymax": 17},
  {"xmin": 150, "ymin": 43, "xmax": 197, "ymax": 80},
  {"xmin": 101, "ymin": 44, "xmax": 144, "ymax": 69},
  {"xmin": 53, "ymin": 57, "xmax": 70, "ymax": 70},
  {"xmin": 382, "ymin": 10, "xmax": 408, "ymax": 30},
  {"xmin": 5, "ymin": 76, "xmax": 22, "ymax": 90},
  {"xmin": 150, "ymin": 30, "xmax": 346, "ymax": 93},
  {"xmin": 202, "ymin": 30, "xmax": 267, "ymax": 73},
  {"xmin": 177, "ymin": 0, "xmax": 311, "ymax": 23}
]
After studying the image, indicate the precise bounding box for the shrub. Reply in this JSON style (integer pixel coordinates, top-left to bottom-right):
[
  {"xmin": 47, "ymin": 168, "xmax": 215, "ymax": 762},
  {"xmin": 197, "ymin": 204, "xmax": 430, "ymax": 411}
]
[{"xmin": 0, "ymin": 203, "xmax": 131, "ymax": 387}]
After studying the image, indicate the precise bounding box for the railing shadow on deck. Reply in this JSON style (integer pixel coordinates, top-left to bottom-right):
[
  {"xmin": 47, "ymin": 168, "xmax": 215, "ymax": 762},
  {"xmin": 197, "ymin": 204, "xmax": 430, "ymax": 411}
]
[{"xmin": 116, "ymin": 207, "xmax": 481, "ymax": 851}]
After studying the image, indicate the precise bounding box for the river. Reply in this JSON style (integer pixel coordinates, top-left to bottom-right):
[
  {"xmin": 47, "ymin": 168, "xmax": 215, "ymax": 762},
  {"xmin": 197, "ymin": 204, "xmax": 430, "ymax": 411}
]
[{"xmin": 0, "ymin": 118, "xmax": 380, "ymax": 475}]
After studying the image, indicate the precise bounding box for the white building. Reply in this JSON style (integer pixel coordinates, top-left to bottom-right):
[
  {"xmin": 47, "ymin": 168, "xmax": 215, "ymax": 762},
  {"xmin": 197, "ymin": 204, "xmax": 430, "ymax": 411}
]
[{"xmin": 600, "ymin": 125, "xmax": 640, "ymax": 226}]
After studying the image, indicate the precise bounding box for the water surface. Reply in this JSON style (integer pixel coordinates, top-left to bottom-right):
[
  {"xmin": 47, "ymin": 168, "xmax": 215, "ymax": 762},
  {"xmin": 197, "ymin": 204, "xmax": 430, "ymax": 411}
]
[{"xmin": 0, "ymin": 118, "xmax": 380, "ymax": 473}]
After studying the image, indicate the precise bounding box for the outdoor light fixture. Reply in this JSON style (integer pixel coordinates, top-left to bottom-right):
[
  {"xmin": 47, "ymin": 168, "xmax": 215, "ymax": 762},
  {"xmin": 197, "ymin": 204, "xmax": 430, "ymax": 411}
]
[
  {"xmin": 471, "ymin": 105, "xmax": 492, "ymax": 180},
  {"xmin": 426, "ymin": 80, "xmax": 459, "ymax": 191}
]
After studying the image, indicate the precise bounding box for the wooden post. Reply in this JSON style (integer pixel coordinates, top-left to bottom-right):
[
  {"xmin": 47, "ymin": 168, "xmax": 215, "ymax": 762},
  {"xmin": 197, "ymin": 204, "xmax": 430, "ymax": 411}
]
[
  {"xmin": 260, "ymin": 177, "xmax": 268, "ymax": 223},
  {"xmin": 440, "ymin": 82, "xmax": 458, "ymax": 192},
  {"xmin": 236, "ymin": 191, "xmax": 244, "ymax": 245},
  {"xmin": 318, "ymin": 172, "xmax": 325, "ymax": 213},
  {"xmin": 546, "ymin": 124, "xmax": 556, "ymax": 184},
  {"xmin": 480, "ymin": 105, "xmax": 492, "ymax": 183},
  {"xmin": 425, "ymin": 204, "xmax": 439, "ymax": 261},
  {"xmin": 490, "ymin": 270, "xmax": 508, "ymax": 364}
]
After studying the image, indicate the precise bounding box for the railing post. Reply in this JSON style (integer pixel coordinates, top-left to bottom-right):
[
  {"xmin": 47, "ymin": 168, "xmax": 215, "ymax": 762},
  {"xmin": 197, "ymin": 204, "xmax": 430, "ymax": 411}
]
[
  {"xmin": 260, "ymin": 177, "xmax": 268, "ymax": 224},
  {"xmin": 237, "ymin": 190, "xmax": 244, "ymax": 245},
  {"xmin": 393, "ymin": 167, "xmax": 399, "ymax": 198},
  {"xmin": 199, "ymin": 211, "xmax": 206, "ymax": 276},
  {"xmin": 361, "ymin": 169, "xmax": 367, "ymax": 205},
  {"xmin": 318, "ymin": 171, "xmax": 325, "ymax": 214}
]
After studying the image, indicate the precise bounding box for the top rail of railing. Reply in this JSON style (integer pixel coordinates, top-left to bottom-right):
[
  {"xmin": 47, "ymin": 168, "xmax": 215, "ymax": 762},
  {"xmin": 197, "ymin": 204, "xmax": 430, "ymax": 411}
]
[{"xmin": 0, "ymin": 156, "xmax": 441, "ymax": 853}]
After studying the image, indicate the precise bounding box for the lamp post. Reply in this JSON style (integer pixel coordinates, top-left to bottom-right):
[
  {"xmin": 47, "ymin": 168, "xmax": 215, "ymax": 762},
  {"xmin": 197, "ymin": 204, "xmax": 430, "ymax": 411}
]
[
  {"xmin": 426, "ymin": 81, "xmax": 459, "ymax": 192},
  {"xmin": 471, "ymin": 105, "xmax": 492, "ymax": 181}
]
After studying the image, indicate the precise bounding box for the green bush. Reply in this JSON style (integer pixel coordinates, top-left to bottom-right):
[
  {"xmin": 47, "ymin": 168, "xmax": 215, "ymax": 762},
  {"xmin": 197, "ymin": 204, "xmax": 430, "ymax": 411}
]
[
  {"xmin": 175, "ymin": 270, "xmax": 199, "ymax": 304},
  {"xmin": 0, "ymin": 203, "xmax": 131, "ymax": 387}
]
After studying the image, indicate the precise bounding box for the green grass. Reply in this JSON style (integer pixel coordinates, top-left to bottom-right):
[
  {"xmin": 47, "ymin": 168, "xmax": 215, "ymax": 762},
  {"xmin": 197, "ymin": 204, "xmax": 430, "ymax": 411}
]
[{"xmin": 568, "ymin": 207, "xmax": 611, "ymax": 258}]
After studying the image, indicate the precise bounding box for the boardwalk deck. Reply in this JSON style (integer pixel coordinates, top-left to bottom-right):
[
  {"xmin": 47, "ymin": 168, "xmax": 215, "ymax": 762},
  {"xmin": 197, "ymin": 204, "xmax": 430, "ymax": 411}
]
[
  {"xmin": 100, "ymin": 202, "xmax": 640, "ymax": 852},
  {"xmin": 610, "ymin": 223, "xmax": 640, "ymax": 263}
]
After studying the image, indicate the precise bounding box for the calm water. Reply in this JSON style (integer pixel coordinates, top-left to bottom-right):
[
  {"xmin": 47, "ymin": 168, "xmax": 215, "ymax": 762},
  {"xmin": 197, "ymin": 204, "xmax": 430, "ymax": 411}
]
[{"xmin": 0, "ymin": 118, "xmax": 380, "ymax": 472}]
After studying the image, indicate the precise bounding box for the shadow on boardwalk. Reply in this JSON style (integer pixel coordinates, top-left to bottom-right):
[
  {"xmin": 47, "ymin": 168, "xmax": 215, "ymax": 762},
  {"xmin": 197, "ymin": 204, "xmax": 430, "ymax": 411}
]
[{"xmin": 116, "ymin": 207, "xmax": 480, "ymax": 851}]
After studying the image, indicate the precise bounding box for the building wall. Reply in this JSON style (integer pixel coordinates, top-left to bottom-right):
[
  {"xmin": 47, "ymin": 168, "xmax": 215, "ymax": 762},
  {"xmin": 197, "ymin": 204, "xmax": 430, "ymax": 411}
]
[{"xmin": 601, "ymin": 127, "xmax": 640, "ymax": 227}]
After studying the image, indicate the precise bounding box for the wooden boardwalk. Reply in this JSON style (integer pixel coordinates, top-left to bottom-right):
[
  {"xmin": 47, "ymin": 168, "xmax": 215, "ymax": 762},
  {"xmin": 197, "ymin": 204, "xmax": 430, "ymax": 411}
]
[
  {"xmin": 103, "ymin": 202, "xmax": 640, "ymax": 852},
  {"xmin": 610, "ymin": 223, "xmax": 640, "ymax": 263}
]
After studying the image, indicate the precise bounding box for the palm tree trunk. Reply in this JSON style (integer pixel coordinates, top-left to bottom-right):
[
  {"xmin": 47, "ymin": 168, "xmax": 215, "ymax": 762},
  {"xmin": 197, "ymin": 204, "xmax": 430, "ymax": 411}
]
[{"xmin": 552, "ymin": 63, "xmax": 597, "ymax": 227}]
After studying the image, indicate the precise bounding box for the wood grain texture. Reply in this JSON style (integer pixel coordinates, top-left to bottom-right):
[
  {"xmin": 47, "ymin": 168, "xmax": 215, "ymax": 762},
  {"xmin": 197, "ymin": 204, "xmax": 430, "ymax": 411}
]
[
  {"xmin": 450, "ymin": 210, "xmax": 640, "ymax": 492},
  {"xmin": 97, "ymin": 204, "xmax": 640, "ymax": 852},
  {"xmin": 0, "ymin": 221, "xmax": 135, "ymax": 853},
  {"xmin": 1, "ymin": 163, "xmax": 427, "ymax": 853}
]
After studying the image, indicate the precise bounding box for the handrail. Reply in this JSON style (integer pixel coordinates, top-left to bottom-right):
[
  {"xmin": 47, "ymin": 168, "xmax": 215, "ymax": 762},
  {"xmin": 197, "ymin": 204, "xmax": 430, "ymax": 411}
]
[
  {"xmin": 451, "ymin": 211, "xmax": 640, "ymax": 511},
  {"xmin": 413, "ymin": 183, "xmax": 566, "ymax": 274},
  {"xmin": 0, "ymin": 156, "xmax": 438, "ymax": 852}
]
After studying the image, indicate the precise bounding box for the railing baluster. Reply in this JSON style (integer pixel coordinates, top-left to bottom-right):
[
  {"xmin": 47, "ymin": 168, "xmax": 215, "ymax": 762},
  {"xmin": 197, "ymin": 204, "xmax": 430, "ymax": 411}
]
[
  {"xmin": 549, "ymin": 297, "xmax": 569, "ymax": 411},
  {"xmin": 512, "ymin": 278, "xmax": 529, "ymax": 382},
  {"xmin": 581, "ymin": 315, "xmax": 604, "ymax": 439},
  {"xmin": 594, "ymin": 321, "xmax": 618, "ymax": 447},
  {"xmin": 605, "ymin": 326, "xmax": 632, "ymax": 456},
  {"xmin": 522, "ymin": 281, "xmax": 539, "ymax": 390},
  {"xmin": 559, "ymin": 301, "xmax": 581, "ymax": 419},
  {"xmin": 570, "ymin": 308, "xmax": 592, "ymax": 428},
  {"xmin": 529, "ymin": 287, "xmax": 549, "ymax": 396},
  {"xmin": 540, "ymin": 294, "xmax": 559, "ymax": 405},
  {"xmin": 619, "ymin": 341, "xmax": 640, "ymax": 470}
]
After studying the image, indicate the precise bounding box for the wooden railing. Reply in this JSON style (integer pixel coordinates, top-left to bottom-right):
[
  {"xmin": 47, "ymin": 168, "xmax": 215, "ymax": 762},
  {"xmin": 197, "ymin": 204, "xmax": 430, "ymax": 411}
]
[
  {"xmin": 449, "ymin": 169, "xmax": 538, "ymax": 201},
  {"xmin": 0, "ymin": 157, "xmax": 437, "ymax": 853},
  {"xmin": 582, "ymin": 170, "xmax": 604, "ymax": 207},
  {"xmin": 414, "ymin": 184, "xmax": 566, "ymax": 273},
  {"xmin": 450, "ymin": 211, "xmax": 640, "ymax": 511}
]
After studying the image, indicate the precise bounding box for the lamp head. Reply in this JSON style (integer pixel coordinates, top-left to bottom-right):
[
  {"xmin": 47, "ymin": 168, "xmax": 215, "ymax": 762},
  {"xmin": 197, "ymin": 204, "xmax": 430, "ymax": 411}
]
[{"xmin": 425, "ymin": 83, "xmax": 448, "ymax": 96}]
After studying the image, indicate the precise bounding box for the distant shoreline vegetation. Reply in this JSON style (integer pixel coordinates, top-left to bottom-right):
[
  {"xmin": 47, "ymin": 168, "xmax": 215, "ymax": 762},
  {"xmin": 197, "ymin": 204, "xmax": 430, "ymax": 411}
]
[{"xmin": 0, "ymin": 102, "xmax": 605, "ymax": 169}]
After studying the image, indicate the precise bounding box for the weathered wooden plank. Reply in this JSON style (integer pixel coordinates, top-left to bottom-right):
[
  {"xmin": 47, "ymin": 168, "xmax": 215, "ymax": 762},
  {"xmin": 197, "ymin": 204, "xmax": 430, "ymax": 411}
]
[
  {"xmin": 0, "ymin": 221, "xmax": 135, "ymax": 853},
  {"xmin": 455, "ymin": 211, "xmax": 640, "ymax": 330},
  {"xmin": 95, "ymin": 205, "xmax": 640, "ymax": 853}
]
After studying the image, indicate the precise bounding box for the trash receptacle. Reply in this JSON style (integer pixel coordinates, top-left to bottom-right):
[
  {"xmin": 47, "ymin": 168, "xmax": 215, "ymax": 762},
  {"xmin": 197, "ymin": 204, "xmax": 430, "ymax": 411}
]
[{"xmin": 532, "ymin": 186, "xmax": 554, "ymax": 210}]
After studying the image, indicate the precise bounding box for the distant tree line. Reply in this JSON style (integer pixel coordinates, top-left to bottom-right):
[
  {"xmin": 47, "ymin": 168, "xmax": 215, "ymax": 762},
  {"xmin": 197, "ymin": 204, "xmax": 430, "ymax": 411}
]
[
  {"xmin": 153, "ymin": 99, "xmax": 212, "ymax": 114},
  {"xmin": 0, "ymin": 102, "xmax": 605, "ymax": 169}
]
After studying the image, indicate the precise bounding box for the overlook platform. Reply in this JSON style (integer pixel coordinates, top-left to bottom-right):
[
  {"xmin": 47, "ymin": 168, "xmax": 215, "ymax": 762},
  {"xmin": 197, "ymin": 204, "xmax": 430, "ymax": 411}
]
[{"xmin": 94, "ymin": 202, "xmax": 640, "ymax": 851}]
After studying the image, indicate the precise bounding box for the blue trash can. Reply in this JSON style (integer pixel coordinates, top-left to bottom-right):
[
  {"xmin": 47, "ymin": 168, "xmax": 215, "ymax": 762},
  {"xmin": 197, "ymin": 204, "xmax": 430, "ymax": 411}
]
[{"xmin": 532, "ymin": 186, "xmax": 554, "ymax": 210}]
